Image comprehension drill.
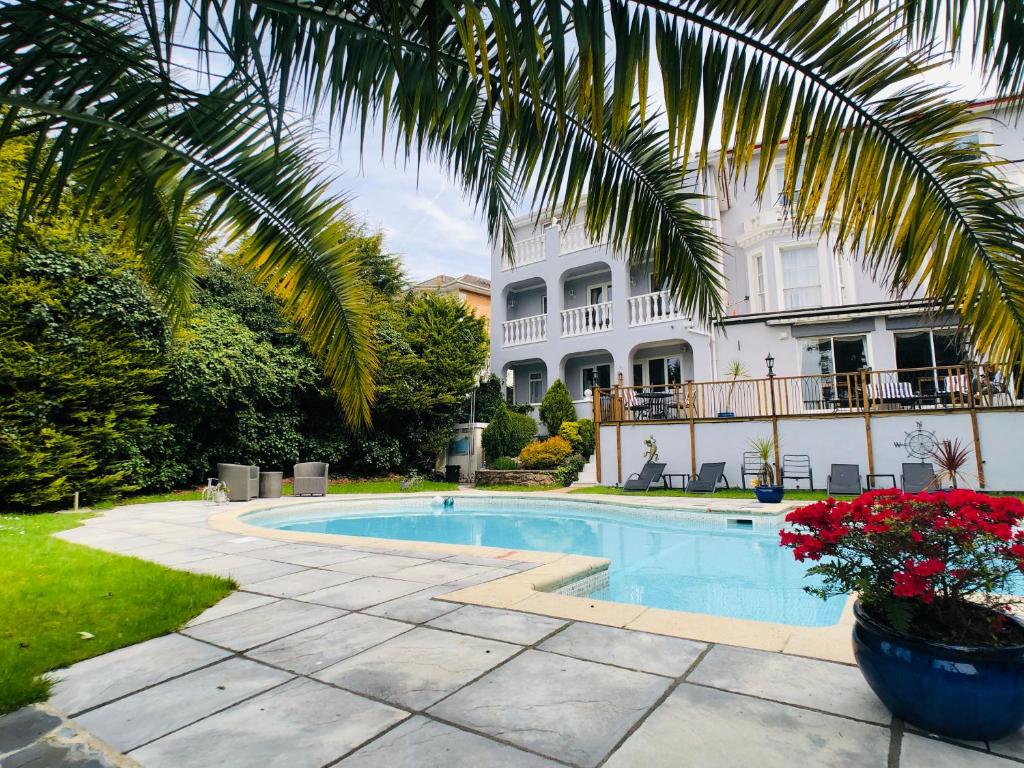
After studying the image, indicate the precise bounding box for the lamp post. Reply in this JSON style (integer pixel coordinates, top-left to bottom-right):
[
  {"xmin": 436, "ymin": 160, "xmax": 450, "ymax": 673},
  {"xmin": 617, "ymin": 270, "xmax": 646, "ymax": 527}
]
[{"xmin": 765, "ymin": 353, "xmax": 780, "ymax": 480}]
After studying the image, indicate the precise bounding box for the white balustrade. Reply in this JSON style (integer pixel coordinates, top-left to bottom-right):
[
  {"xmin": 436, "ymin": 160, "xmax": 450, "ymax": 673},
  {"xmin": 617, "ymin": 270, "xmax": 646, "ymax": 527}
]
[
  {"xmin": 559, "ymin": 223, "xmax": 607, "ymax": 255},
  {"xmin": 560, "ymin": 302, "xmax": 613, "ymax": 337},
  {"xmin": 501, "ymin": 234, "xmax": 546, "ymax": 270},
  {"xmin": 502, "ymin": 314, "xmax": 547, "ymax": 347},
  {"xmin": 627, "ymin": 290, "xmax": 688, "ymax": 327}
]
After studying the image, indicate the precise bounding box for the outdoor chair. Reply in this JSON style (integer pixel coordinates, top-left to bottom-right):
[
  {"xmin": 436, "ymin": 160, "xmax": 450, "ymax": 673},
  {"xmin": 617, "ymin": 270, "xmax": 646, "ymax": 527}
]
[
  {"xmin": 623, "ymin": 462, "xmax": 667, "ymax": 492},
  {"xmin": 740, "ymin": 452, "xmax": 763, "ymax": 489},
  {"xmin": 686, "ymin": 462, "xmax": 729, "ymax": 493},
  {"xmin": 293, "ymin": 462, "xmax": 329, "ymax": 496},
  {"xmin": 781, "ymin": 454, "xmax": 813, "ymax": 490},
  {"xmin": 902, "ymin": 462, "xmax": 937, "ymax": 493},
  {"xmin": 216, "ymin": 463, "xmax": 259, "ymax": 501},
  {"xmin": 827, "ymin": 464, "xmax": 862, "ymax": 496}
]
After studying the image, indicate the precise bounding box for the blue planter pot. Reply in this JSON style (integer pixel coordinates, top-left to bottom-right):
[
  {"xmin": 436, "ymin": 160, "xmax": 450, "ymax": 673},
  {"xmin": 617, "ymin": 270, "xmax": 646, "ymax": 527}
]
[
  {"xmin": 852, "ymin": 600, "xmax": 1024, "ymax": 740},
  {"xmin": 753, "ymin": 485, "xmax": 784, "ymax": 503}
]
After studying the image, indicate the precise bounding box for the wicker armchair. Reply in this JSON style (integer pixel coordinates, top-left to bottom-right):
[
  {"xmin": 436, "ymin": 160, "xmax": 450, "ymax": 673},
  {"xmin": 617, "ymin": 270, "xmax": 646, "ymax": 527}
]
[
  {"xmin": 216, "ymin": 463, "xmax": 260, "ymax": 501},
  {"xmin": 293, "ymin": 462, "xmax": 329, "ymax": 496}
]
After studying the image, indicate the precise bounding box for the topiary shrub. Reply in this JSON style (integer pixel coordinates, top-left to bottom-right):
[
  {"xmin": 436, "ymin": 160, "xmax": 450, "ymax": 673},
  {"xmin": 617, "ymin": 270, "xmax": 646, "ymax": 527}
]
[
  {"xmin": 490, "ymin": 456, "xmax": 518, "ymax": 470},
  {"xmin": 539, "ymin": 379, "xmax": 576, "ymax": 436},
  {"xmin": 482, "ymin": 402, "xmax": 537, "ymax": 461},
  {"xmin": 558, "ymin": 421, "xmax": 581, "ymax": 452},
  {"xmin": 519, "ymin": 436, "xmax": 573, "ymax": 469}
]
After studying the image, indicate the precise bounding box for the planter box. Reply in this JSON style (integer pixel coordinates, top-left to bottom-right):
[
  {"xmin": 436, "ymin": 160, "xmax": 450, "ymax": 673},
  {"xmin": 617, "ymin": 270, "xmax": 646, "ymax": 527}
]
[{"xmin": 475, "ymin": 469, "xmax": 559, "ymax": 487}]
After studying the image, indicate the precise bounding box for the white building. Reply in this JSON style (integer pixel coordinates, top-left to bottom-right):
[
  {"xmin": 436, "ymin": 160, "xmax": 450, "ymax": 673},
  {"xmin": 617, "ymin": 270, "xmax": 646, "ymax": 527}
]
[{"xmin": 490, "ymin": 98, "xmax": 1024, "ymax": 418}]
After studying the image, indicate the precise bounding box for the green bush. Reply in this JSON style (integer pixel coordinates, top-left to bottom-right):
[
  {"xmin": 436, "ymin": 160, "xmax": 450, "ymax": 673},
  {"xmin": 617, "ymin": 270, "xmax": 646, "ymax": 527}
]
[
  {"xmin": 482, "ymin": 403, "xmax": 537, "ymax": 461},
  {"xmin": 555, "ymin": 453, "xmax": 586, "ymax": 486},
  {"xmin": 490, "ymin": 456, "xmax": 518, "ymax": 470},
  {"xmin": 539, "ymin": 379, "xmax": 576, "ymax": 436},
  {"xmin": 577, "ymin": 418, "xmax": 596, "ymax": 456},
  {"xmin": 518, "ymin": 436, "xmax": 573, "ymax": 469}
]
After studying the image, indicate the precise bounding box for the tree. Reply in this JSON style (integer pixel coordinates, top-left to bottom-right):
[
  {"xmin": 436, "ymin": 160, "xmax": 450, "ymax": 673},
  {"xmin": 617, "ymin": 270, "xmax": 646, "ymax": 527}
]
[
  {"xmin": 540, "ymin": 380, "xmax": 576, "ymax": 437},
  {"xmin": 3, "ymin": 0, "xmax": 1024, "ymax": 378},
  {"xmin": 482, "ymin": 402, "xmax": 537, "ymax": 461}
]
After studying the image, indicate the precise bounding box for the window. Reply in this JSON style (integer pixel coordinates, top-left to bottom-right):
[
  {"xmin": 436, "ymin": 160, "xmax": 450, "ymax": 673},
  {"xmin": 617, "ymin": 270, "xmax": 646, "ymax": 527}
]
[
  {"xmin": 750, "ymin": 252, "xmax": 767, "ymax": 312},
  {"xmin": 781, "ymin": 246, "xmax": 822, "ymax": 309},
  {"xmin": 528, "ymin": 372, "xmax": 543, "ymax": 403},
  {"xmin": 581, "ymin": 364, "xmax": 611, "ymax": 392},
  {"xmin": 633, "ymin": 356, "xmax": 684, "ymax": 389},
  {"xmin": 895, "ymin": 329, "xmax": 966, "ymax": 388},
  {"xmin": 588, "ymin": 283, "xmax": 612, "ymax": 304},
  {"xmin": 648, "ymin": 272, "xmax": 662, "ymax": 294},
  {"xmin": 775, "ymin": 163, "xmax": 802, "ymax": 207},
  {"xmin": 541, "ymin": 294, "xmax": 548, "ymax": 314},
  {"xmin": 800, "ymin": 335, "xmax": 868, "ymax": 407}
]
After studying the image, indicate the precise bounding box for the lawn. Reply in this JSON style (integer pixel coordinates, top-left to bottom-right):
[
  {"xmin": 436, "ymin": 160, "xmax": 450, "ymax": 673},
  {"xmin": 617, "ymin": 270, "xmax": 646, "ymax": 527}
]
[
  {"xmin": 92, "ymin": 478, "xmax": 460, "ymax": 509},
  {"xmin": 0, "ymin": 513, "xmax": 233, "ymax": 714}
]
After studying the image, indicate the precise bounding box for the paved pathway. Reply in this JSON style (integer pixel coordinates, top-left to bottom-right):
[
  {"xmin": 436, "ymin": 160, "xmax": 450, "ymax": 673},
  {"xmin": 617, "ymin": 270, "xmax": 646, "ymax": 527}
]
[{"xmin": 3, "ymin": 497, "xmax": 1024, "ymax": 767}]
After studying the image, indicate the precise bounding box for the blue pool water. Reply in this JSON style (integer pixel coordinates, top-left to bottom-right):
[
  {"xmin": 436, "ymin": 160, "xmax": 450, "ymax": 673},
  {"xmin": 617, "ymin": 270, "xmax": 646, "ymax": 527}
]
[{"xmin": 244, "ymin": 497, "xmax": 846, "ymax": 626}]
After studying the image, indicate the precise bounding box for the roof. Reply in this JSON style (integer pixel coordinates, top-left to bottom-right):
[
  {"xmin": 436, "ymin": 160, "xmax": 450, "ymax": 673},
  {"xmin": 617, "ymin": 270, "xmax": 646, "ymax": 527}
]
[{"xmin": 412, "ymin": 274, "xmax": 491, "ymax": 295}]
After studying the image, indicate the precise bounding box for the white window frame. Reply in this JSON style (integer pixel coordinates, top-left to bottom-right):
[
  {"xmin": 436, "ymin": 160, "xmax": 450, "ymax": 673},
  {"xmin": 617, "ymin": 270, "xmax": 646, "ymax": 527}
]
[
  {"xmin": 776, "ymin": 242, "xmax": 825, "ymax": 311},
  {"xmin": 581, "ymin": 363, "xmax": 611, "ymax": 393},
  {"xmin": 773, "ymin": 161, "xmax": 802, "ymax": 208},
  {"xmin": 587, "ymin": 282, "xmax": 613, "ymax": 305},
  {"xmin": 747, "ymin": 249, "xmax": 767, "ymax": 312},
  {"xmin": 528, "ymin": 372, "xmax": 543, "ymax": 403}
]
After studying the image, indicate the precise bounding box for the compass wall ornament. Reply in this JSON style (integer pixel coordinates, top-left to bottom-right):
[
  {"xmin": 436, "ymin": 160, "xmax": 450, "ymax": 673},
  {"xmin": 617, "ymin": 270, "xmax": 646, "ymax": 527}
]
[{"xmin": 894, "ymin": 422, "xmax": 938, "ymax": 461}]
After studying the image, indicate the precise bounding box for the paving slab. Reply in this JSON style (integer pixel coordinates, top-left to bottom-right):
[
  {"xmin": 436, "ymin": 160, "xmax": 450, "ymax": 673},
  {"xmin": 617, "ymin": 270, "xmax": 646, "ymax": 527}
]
[
  {"xmin": 245, "ymin": 568, "xmax": 361, "ymax": 598},
  {"xmin": 0, "ymin": 707, "xmax": 62, "ymax": 753},
  {"xmin": 314, "ymin": 626, "xmax": 519, "ymax": 710},
  {"xmin": 901, "ymin": 734, "xmax": 1018, "ymax": 767},
  {"xmin": 182, "ymin": 599, "xmax": 343, "ymax": 651},
  {"xmin": 179, "ymin": 553, "xmax": 267, "ymax": 576},
  {"xmin": 248, "ymin": 613, "xmax": 412, "ymax": 674},
  {"xmin": 336, "ymin": 715, "xmax": 561, "ymax": 767},
  {"xmin": 988, "ymin": 727, "xmax": 1024, "ymax": 761},
  {"xmin": 429, "ymin": 649, "xmax": 671, "ymax": 767},
  {"xmin": 185, "ymin": 591, "xmax": 279, "ymax": 626},
  {"xmin": 361, "ymin": 586, "xmax": 463, "ymax": 624},
  {"xmin": 425, "ymin": 605, "xmax": 567, "ymax": 645},
  {"xmin": 687, "ymin": 644, "xmax": 890, "ymax": 724},
  {"xmin": 49, "ymin": 634, "xmax": 231, "ymax": 715},
  {"xmin": 246, "ymin": 543, "xmax": 371, "ymax": 567},
  {"xmin": 129, "ymin": 678, "xmax": 407, "ymax": 768},
  {"xmin": 144, "ymin": 548, "xmax": 220, "ymax": 566},
  {"xmin": 445, "ymin": 567, "xmax": 520, "ymax": 587},
  {"xmin": 392, "ymin": 561, "xmax": 498, "ymax": 585},
  {"xmin": 224, "ymin": 560, "xmax": 307, "ymax": 586},
  {"xmin": 74, "ymin": 658, "xmax": 292, "ymax": 751},
  {"xmin": 603, "ymin": 683, "xmax": 890, "ymax": 768},
  {"xmin": 326, "ymin": 553, "xmax": 433, "ymax": 576},
  {"xmin": 298, "ymin": 576, "xmax": 427, "ymax": 610},
  {"xmin": 538, "ymin": 621, "xmax": 706, "ymax": 676}
]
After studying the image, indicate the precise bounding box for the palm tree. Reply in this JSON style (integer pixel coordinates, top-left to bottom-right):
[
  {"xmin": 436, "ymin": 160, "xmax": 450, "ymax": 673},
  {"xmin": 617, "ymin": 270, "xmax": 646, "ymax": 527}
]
[{"xmin": 2, "ymin": 1, "xmax": 1024, "ymax": 427}]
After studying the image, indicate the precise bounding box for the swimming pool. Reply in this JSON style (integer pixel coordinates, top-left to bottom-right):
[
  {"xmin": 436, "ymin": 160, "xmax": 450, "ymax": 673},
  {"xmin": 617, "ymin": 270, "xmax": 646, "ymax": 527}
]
[{"xmin": 243, "ymin": 496, "xmax": 846, "ymax": 627}]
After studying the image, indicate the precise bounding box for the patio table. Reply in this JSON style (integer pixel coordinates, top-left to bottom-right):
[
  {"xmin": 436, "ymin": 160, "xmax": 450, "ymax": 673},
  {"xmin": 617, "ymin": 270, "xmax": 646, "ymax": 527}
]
[{"xmin": 636, "ymin": 391, "xmax": 671, "ymax": 419}]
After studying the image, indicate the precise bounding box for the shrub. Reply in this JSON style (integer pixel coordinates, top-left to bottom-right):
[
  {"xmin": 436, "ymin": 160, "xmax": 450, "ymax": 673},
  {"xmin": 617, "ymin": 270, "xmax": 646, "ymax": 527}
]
[
  {"xmin": 780, "ymin": 489, "xmax": 1024, "ymax": 645},
  {"xmin": 558, "ymin": 420, "xmax": 595, "ymax": 457},
  {"xmin": 555, "ymin": 454, "xmax": 586, "ymax": 486},
  {"xmin": 519, "ymin": 436, "xmax": 573, "ymax": 469},
  {"xmin": 482, "ymin": 402, "xmax": 537, "ymax": 460},
  {"xmin": 539, "ymin": 379, "xmax": 575, "ymax": 436},
  {"xmin": 577, "ymin": 418, "xmax": 596, "ymax": 456},
  {"xmin": 490, "ymin": 456, "xmax": 518, "ymax": 470}
]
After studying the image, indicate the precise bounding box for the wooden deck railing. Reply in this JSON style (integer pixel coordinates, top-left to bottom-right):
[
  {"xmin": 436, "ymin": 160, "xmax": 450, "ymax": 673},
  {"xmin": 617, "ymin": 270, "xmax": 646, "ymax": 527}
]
[{"xmin": 593, "ymin": 363, "xmax": 1016, "ymax": 424}]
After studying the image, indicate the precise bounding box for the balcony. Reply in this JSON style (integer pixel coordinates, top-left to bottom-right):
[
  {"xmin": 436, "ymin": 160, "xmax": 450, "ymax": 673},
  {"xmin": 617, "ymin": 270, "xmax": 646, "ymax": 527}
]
[
  {"xmin": 559, "ymin": 223, "xmax": 608, "ymax": 255},
  {"xmin": 502, "ymin": 314, "xmax": 547, "ymax": 347},
  {"xmin": 627, "ymin": 290, "xmax": 688, "ymax": 327},
  {"xmin": 501, "ymin": 234, "xmax": 546, "ymax": 271},
  {"xmin": 561, "ymin": 302, "xmax": 613, "ymax": 337}
]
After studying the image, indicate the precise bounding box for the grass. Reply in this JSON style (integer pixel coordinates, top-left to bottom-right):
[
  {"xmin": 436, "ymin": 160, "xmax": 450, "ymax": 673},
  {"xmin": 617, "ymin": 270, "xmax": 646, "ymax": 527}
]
[
  {"xmin": 476, "ymin": 484, "xmax": 564, "ymax": 492},
  {"xmin": 0, "ymin": 513, "xmax": 233, "ymax": 714},
  {"xmin": 92, "ymin": 478, "xmax": 460, "ymax": 510}
]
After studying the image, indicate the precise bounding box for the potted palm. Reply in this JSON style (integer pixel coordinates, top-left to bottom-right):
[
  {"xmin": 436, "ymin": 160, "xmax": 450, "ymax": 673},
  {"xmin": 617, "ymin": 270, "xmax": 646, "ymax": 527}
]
[
  {"xmin": 781, "ymin": 489, "xmax": 1024, "ymax": 740},
  {"xmin": 749, "ymin": 437, "xmax": 784, "ymax": 503},
  {"xmin": 719, "ymin": 361, "xmax": 747, "ymax": 418}
]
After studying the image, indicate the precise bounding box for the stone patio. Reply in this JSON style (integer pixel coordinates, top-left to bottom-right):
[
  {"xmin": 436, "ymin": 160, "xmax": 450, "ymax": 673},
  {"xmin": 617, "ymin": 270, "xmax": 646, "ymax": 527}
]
[{"xmin": 3, "ymin": 495, "xmax": 1024, "ymax": 767}]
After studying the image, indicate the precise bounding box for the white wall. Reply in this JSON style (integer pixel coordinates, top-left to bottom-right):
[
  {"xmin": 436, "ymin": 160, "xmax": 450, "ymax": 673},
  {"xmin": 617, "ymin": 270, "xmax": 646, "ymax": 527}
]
[{"xmin": 599, "ymin": 410, "xmax": 1024, "ymax": 491}]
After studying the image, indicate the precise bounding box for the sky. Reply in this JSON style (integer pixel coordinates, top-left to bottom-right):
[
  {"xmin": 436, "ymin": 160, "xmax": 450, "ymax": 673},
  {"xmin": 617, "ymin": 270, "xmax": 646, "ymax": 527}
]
[{"xmin": 315, "ymin": 50, "xmax": 991, "ymax": 287}]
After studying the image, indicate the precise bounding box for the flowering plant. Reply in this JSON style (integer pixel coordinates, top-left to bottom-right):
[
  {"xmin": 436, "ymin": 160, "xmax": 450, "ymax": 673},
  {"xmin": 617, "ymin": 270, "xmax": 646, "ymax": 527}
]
[{"xmin": 780, "ymin": 489, "xmax": 1024, "ymax": 645}]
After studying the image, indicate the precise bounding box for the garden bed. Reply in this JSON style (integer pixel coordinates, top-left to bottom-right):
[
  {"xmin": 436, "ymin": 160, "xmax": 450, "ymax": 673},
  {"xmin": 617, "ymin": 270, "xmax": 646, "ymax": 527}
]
[{"xmin": 475, "ymin": 469, "xmax": 560, "ymax": 487}]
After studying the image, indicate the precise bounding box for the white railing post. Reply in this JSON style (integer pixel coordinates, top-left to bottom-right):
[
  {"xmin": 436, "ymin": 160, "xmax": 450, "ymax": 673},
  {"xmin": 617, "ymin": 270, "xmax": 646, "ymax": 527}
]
[
  {"xmin": 626, "ymin": 290, "xmax": 687, "ymax": 327},
  {"xmin": 560, "ymin": 301, "xmax": 613, "ymax": 337},
  {"xmin": 501, "ymin": 314, "xmax": 548, "ymax": 347}
]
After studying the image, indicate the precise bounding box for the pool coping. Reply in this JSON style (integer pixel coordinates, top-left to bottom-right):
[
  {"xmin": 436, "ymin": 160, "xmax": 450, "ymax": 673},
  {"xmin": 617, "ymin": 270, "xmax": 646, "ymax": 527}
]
[{"xmin": 209, "ymin": 491, "xmax": 856, "ymax": 664}]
